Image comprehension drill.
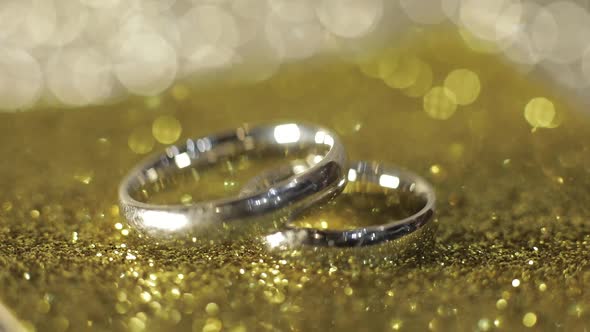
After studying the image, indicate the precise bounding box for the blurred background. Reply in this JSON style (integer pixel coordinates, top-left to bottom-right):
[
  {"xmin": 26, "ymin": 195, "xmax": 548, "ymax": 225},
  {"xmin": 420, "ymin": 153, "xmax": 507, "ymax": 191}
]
[{"xmin": 1, "ymin": 0, "xmax": 590, "ymax": 111}]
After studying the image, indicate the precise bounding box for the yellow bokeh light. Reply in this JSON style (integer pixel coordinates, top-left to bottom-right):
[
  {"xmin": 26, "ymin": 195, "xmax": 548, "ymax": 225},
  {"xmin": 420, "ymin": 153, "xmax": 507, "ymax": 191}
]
[
  {"xmin": 152, "ymin": 115, "xmax": 182, "ymax": 144},
  {"xmin": 171, "ymin": 84, "xmax": 190, "ymax": 101},
  {"xmin": 444, "ymin": 69, "xmax": 481, "ymax": 105},
  {"xmin": 128, "ymin": 127, "xmax": 155, "ymax": 154},
  {"xmin": 402, "ymin": 60, "xmax": 433, "ymax": 98},
  {"xmin": 356, "ymin": 50, "xmax": 383, "ymax": 79},
  {"xmin": 522, "ymin": 312, "xmax": 537, "ymax": 327},
  {"xmin": 377, "ymin": 49, "xmax": 401, "ymax": 80},
  {"xmin": 423, "ymin": 86, "xmax": 458, "ymax": 120},
  {"xmin": 383, "ymin": 56, "xmax": 422, "ymax": 89},
  {"xmin": 524, "ymin": 97, "xmax": 557, "ymax": 128},
  {"xmin": 459, "ymin": 29, "xmax": 499, "ymax": 54}
]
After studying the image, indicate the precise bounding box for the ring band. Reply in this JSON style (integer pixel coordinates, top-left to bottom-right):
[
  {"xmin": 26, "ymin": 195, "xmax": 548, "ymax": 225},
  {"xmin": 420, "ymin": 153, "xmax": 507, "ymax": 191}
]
[
  {"xmin": 118, "ymin": 123, "xmax": 347, "ymax": 238},
  {"xmin": 263, "ymin": 160, "xmax": 435, "ymax": 248}
]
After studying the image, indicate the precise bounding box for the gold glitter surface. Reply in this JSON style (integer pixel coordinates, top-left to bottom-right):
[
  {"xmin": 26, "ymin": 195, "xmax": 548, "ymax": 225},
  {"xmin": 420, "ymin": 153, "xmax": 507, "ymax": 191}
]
[{"xmin": 1, "ymin": 27, "xmax": 590, "ymax": 331}]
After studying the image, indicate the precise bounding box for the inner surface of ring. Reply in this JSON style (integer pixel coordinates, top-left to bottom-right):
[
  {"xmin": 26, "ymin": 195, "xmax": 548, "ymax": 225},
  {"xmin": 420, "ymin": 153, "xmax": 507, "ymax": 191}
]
[
  {"xmin": 241, "ymin": 160, "xmax": 431, "ymax": 230},
  {"xmin": 127, "ymin": 134, "xmax": 332, "ymax": 205},
  {"xmin": 258, "ymin": 161, "xmax": 434, "ymax": 248},
  {"xmin": 289, "ymin": 179, "xmax": 428, "ymax": 231}
]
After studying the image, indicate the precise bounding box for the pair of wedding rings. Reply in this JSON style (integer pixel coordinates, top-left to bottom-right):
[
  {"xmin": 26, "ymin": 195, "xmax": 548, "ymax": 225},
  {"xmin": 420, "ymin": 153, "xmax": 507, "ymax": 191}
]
[{"xmin": 118, "ymin": 123, "xmax": 435, "ymax": 249}]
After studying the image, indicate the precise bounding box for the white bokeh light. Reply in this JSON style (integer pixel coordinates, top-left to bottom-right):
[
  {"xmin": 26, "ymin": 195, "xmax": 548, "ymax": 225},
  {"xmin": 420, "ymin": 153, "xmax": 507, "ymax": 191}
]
[
  {"xmin": 230, "ymin": 0, "xmax": 267, "ymax": 46},
  {"xmin": 460, "ymin": 0, "xmax": 504, "ymax": 40},
  {"xmin": 0, "ymin": 49, "xmax": 43, "ymax": 111},
  {"xmin": 232, "ymin": 0, "xmax": 268, "ymax": 20},
  {"xmin": 112, "ymin": 32, "xmax": 178, "ymax": 96},
  {"xmin": 316, "ymin": 0, "xmax": 383, "ymax": 39},
  {"xmin": 460, "ymin": 0, "xmax": 522, "ymax": 42},
  {"xmin": 46, "ymin": 0, "xmax": 89, "ymax": 47},
  {"xmin": 441, "ymin": 0, "xmax": 461, "ymax": 22},
  {"xmin": 46, "ymin": 48, "xmax": 114, "ymax": 106},
  {"xmin": 0, "ymin": 0, "xmax": 590, "ymax": 109},
  {"xmin": 79, "ymin": 0, "xmax": 121, "ymax": 10},
  {"xmin": 141, "ymin": 0, "xmax": 178, "ymax": 14},
  {"xmin": 83, "ymin": 1, "xmax": 139, "ymax": 47},
  {"xmin": 182, "ymin": 45, "xmax": 236, "ymax": 76},
  {"xmin": 265, "ymin": 13, "xmax": 323, "ymax": 60},
  {"xmin": 230, "ymin": 36, "xmax": 282, "ymax": 83},
  {"xmin": 0, "ymin": 48, "xmax": 43, "ymax": 110},
  {"xmin": 539, "ymin": 1, "xmax": 590, "ymax": 64},
  {"xmin": 581, "ymin": 46, "xmax": 590, "ymax": 85},
  {"xmin": 269, "ymin": 0, "xmax": 315, "ymax": 23},
  {"xmin": 0, "ymin": 1, "xmax": 28, "ymax": 40},
  {"xmin": 400, "ymin": 0, "xmax": 448, "ymax": 25},
  {"xmin": 179, "ymin": 5, "xmax": 239, "ymax": 74},
  {"xmin": 497, "ymin": 2, "xmax": 542, "ymax": 67},
  {"xmin": 117, "ymin": 11, "xmax": 181, "ymax": 50},
  {"xmin": 6, "ymin": 0, "xmax": 57, "ymax": 49},
  {"xmin": 179, "ymin": 5, "xmax": 240, "ymax": 57},
  {"xmin": 544, "ymin": 61, "xmax": 587, "ymax": 89},
  {"xmin": 529, "ymin": 6, "xmax": 558, "ymax": 60},
  {"xmin": 495, "ymin": 2, "xmax": 523, "ymax": 41}
]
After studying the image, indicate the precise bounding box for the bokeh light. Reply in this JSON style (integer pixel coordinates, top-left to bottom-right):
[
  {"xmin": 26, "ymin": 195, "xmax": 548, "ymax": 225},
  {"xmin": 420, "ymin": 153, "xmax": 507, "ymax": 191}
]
[
  {"xmin": 423, "ymin": 86, "xmax": 458, "ymax": 120},
  {"xmin": 152, "ymin": 115, "xmax": 182, "ymax": 144},
  {"xmin": 316, "ymin": 0, "xmax": 383, "ymax": 39},
  {"xmin": 524, "ymin": 97, "xmax": 558, "ymax": 129},
  {"xmin": 443, "ymin": 69, "xmax": 481, "ymax": 105},
  {"xmin": 383, "ymin": 55, "xmax": 422, "ymax": 89},
  {"xmin": 128, "ymin": 127, "xmax": 155, "ymax": 154},
  {"xmin": 0, "ymin": 0, "xmax": 587, "ymax": 112},
  {"xmin": 0, "ymin": 48, "xmax": 42, "ymax": 110}
]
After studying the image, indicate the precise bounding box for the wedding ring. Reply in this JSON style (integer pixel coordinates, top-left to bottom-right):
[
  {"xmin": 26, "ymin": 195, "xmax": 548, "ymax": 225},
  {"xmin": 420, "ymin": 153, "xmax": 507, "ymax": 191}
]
[
  {"xmin": 118, "ymin": 123, "xmax": 347, "ymax": 238},
  {"xmin": 263, "ymin": 160, "xmax": 435, "ymax": 248}
]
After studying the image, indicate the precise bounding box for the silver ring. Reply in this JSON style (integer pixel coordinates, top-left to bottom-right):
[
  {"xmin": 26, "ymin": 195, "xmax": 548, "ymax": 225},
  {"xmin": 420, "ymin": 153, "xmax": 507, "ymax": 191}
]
[
  {"xmin": 263, "ymin": 160, "xmax": 435, "ymax": 248},
  {"xmin": 118, "ymin": 123, "xmax": 347, "ymax": 238}
]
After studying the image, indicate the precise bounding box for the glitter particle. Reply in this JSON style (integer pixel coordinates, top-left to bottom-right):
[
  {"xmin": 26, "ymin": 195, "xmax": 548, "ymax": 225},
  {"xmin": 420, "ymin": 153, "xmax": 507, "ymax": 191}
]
[
  {"xmin": 390, "ymin": 318, "xmax": 403, "ymax": 330},
  {"xmin": 140, "ymin": 292, "xmax": 152, "ymax": 303}
]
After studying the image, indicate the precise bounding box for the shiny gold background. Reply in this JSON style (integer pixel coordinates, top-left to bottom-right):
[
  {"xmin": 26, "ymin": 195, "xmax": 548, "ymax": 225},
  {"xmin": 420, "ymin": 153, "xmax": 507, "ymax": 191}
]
[{"xmin": 1, "ymin": 28, "xmax": 590, "ymax": 331}]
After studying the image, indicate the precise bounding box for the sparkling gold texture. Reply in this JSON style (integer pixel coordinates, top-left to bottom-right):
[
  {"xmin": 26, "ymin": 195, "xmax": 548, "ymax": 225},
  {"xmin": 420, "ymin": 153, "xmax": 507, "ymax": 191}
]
[{"xmin": 0, "ymin": 29, "xmax": 589, "ymax": 332}]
